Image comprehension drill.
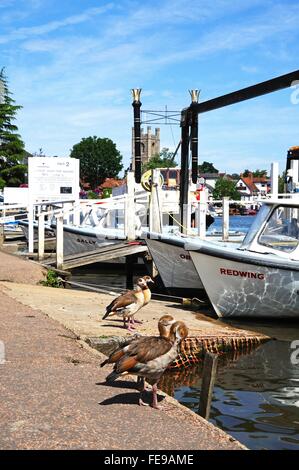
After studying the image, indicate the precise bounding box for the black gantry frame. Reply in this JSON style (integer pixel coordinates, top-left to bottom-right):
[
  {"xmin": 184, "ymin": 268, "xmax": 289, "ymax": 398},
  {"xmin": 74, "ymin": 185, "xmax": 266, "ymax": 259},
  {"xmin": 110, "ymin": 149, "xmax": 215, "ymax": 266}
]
[{"xmin": 179, "ymin": 69, "xmax": 299, "ymax": 224}]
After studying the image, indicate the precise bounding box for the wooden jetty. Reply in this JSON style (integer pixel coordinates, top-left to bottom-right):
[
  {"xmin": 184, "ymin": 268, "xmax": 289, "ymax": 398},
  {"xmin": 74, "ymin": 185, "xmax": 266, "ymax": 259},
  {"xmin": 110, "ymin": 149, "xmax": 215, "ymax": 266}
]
[{"xmin": 42, "ymin": 240, "xmax": 148, "ymax": 270}]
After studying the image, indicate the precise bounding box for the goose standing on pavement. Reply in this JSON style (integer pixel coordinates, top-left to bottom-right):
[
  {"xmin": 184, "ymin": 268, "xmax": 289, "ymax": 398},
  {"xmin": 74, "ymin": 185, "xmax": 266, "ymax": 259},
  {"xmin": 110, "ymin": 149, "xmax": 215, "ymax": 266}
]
[
  {"xmin": 100, "ymin": 314, "xmax": 176, "ymax": 390},
  {"xmin": 101, "ymin": 315, "xmax": 176, "ymax": 393},
  {"xmin": 102, "ymin": 276, "xmax": 154, "ymax": 332},
  {"xmin": 100, "ymin": 314, "xmax": 176, "ymax": 368},
  {"xmin": 127, "ymin": 275, "xmax": 154, "ymax": 328},
  {"xmin": 104, "ymin": 320, "xmax": 189, "ymax": 409}
]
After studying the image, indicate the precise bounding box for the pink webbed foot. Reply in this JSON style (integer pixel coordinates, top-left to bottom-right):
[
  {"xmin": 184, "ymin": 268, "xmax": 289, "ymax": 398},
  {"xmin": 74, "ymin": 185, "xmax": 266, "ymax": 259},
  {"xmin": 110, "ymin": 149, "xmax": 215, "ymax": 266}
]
[
  {"xmin": 125, "ymin": 318, "xmax": 136, "ymax": 332},
  {"xmin": 151, "ymin": 385, "xmax": 162, "ymax": 410},
  {"xmin": 126, "ymin": 327, "xmax": 135, "ymax": 333},
  {"xmin": 151, "ymin": 403, "xmax": 162, "ymax": 410}
]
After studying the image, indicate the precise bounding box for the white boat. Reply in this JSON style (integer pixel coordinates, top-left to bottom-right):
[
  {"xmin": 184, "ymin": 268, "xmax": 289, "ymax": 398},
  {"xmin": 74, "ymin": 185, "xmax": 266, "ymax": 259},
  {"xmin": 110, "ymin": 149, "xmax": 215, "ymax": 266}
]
[
  {"xmin": 145, "ymin": 233, "xmax": 205, "ymax": 298},
  {"xmin": 61, "ymin": 224, "xmax": 127, "ymax": 256},
  {"xmin": 60, "ymin": 201, "xmax": 147, "ymax": 256},
  {"xmin": 185, "ymin": 199, "xmax": 299, "ymax": 318},
  {"xmin": 18, "ymin": 198, "xmax": 148, "ymax": 256},
  {"xmin": 145, "ymin": 230, "xmax": 245, "ymax": 299},
  {"xmin": 19, "ymin": 219, "xmax": 56, "ymax": 240}
]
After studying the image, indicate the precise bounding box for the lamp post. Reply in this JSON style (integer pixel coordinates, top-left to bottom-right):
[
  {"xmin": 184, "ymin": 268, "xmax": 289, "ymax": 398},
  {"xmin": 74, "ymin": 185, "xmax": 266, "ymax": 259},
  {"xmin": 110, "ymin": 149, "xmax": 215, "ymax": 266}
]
[
  {"xmin": 179, "ymin": 89, "xmax": 200, "ymax": 229},
  {"xmin": 190, "ymin": 89, "xmax": 200, "ymax": 184},
  {"xmin": 131, "ymin": 89, "xmax": 142, "ymax": 183}
]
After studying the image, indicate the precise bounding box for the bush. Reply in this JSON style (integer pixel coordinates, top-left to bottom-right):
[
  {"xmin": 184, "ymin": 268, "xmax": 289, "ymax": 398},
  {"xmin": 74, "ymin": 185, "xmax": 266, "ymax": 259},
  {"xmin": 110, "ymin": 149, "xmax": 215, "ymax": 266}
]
[{"xmin": 40, "ymin": 269, "xmax": 63, "ymax": 288}]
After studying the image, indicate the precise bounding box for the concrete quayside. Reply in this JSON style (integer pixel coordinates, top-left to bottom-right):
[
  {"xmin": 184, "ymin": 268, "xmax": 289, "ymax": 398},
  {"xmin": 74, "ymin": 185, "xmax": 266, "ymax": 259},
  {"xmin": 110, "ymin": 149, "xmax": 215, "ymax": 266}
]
[{"xmin": 0, "ymin": 250, "xmax": 270, "ymax": 450}]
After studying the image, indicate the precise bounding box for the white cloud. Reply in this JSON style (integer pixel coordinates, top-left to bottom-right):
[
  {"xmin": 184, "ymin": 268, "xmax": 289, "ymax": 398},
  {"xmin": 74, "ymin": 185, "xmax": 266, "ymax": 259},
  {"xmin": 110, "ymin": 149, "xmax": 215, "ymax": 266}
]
[
  {"xmin": 0, "ymin": 4, "xmax": 114, "ymax": 44},
  {"xmin": 2, "ymin": 0, "xmax": 299, "ymax": 173}
]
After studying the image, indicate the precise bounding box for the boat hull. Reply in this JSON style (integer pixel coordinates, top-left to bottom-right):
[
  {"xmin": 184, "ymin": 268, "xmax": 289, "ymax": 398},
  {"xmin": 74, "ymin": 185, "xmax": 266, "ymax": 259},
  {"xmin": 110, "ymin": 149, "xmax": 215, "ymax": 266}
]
[
  {"xmin": 19, "ymin": 220, "xmax": 55, "ymax": 240},
  {"xmin": 146, "ymin": 238, "xmax": 205, "ymax": 298},
  {"xmin": 62, "ymin": 225, "xmax": 126, "ymax": 256},
  {"xmin": 189, "ymin": 248, "xmax": 299, "ymax": 318}
]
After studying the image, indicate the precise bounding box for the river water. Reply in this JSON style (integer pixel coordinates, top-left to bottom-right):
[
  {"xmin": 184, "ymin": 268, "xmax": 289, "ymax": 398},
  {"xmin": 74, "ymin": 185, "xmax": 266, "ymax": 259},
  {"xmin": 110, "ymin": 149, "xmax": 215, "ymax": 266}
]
[
  {"xmin": 164, "ymin": 338, "xmax": 299, "ymax": 450},
  {"xmin": 71, "ymin": 215, "xmax": 299, "ymax": 450}
]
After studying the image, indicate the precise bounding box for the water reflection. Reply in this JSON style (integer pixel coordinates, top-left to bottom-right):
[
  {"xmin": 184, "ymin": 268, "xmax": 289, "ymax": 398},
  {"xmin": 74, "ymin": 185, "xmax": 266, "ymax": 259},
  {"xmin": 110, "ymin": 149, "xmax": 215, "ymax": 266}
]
[{"xmin": 165, "ymin": 340, "xmax": 299, "ymax": 450}]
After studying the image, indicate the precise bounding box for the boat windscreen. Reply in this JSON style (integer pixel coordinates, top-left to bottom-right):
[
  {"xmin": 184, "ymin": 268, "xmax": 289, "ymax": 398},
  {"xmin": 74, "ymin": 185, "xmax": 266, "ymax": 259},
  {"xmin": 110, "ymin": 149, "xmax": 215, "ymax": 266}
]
[
  {"xmin": 239, "ymin": 204, "xmax": 271, "ymax": 250},
  {"xmin": 258, "ymin": 206, "xmax": 299, "ymax": 254}
]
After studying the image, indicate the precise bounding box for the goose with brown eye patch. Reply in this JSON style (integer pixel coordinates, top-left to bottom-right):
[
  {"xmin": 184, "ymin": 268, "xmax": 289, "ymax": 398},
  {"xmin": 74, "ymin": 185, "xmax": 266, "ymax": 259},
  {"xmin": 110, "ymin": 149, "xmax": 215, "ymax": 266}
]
[
  {"xmin": 102, "ymin": 276, "xmax": 154, "ymax": 332},
  {"xmin": 103, "ymin": 320, "xmax": 189, "ymax": 409}
]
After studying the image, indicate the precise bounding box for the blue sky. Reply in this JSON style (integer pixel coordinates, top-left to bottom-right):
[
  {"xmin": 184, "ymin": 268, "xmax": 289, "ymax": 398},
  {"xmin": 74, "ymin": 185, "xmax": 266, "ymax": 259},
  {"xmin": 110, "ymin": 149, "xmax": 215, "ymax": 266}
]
[{"xmin": 0, "ymin": 0, "xmax": 298, "ymax": 174}]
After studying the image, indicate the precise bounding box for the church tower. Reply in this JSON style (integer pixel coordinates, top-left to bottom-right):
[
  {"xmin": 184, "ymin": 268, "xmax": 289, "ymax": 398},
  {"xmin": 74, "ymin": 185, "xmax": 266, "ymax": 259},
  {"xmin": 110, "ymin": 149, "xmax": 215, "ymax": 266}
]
[{"xmin": 131, "ymin": 126, "xmax": 160, "ymax": 171}]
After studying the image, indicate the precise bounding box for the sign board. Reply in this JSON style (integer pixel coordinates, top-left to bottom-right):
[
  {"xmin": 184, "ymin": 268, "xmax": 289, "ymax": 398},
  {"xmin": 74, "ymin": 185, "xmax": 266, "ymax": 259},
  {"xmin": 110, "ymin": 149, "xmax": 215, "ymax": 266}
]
[
  {"xmin": 3, "ymin": 187, "xmax": 29, "ymax": 205},
  {"xmin": 28, "ymin": 157, "xmax": 80, "ymax": 202}
]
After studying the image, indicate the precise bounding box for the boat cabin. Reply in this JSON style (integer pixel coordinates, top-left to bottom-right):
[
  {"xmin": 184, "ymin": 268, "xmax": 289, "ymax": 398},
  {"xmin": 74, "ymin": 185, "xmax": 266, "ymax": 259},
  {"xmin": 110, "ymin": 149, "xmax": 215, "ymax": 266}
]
[{"xmin": 240, "ymin": 198, "xmax": 299, "ymax": 261}]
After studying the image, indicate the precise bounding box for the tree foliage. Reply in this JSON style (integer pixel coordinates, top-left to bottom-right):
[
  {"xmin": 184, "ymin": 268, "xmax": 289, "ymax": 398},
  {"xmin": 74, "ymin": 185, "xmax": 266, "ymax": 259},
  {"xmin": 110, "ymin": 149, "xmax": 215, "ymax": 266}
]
[
  {"xmin": 143, "ymin": 147, "xmax": 177, "ymax": 171},
  {"xmin": 253, "ymin": 169, "xmax": 268, "ymax": 177},
  {"xmin": 70, "ymin": 136, "xmax": 123, "ymax": 188},
  {"xmin": 198, "ymin": 161, "xmax": 219, "ymax": 174},
  {"xmin": 213, "ymin": 177, "xmax": 240, "ymax": 200},
  {"xmin": 0, "ymin": 68, "xmax": 26, "ymax": 187},
  {"xmin": 242, "ymin": 169, "xmax": 268, "ymax": 178}
]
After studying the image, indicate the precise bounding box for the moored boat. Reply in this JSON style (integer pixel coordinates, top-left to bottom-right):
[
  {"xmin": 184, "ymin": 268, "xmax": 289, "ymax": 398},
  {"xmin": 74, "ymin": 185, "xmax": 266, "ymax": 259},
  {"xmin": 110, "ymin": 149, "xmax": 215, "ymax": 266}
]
[
  {"xmin": 186, "ymin": 199, "xmax": 299, "ymax": 318},
  {"xmin": 145, "ymin": 230, "xmax": 245, "ymax": 299}
]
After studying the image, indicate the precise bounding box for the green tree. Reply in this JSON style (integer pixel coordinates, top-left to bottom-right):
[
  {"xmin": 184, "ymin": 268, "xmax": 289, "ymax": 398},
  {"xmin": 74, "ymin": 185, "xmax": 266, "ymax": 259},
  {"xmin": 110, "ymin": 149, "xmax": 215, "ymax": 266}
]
[
  {"xmin": 198, "ymin": 161, "xmax": 219, "ymax": 174},
  {"xmin": 213, "ymin": 177, "xmax": 240, "ymax": 200},
  {"xmin": 70, "ymin": 136, "xmax": 123, "ymax": 189},
  {"xmin": 278, "ymin": 171, "xmax": 286, "ymax": 194},
  {"xmin": 243, "ymin": 169, "xmax": 250, "ymax": 177},
  {"xmin": 253, "ymin": 169, "xmax": 268, "ymax": 177},
  {"xmin": 143, "ymin": 147, "xmax": 177, "ymax": 171},
  {"xmin": 0, "ymin": 68, "xmax": 26, "ymax": 187}
]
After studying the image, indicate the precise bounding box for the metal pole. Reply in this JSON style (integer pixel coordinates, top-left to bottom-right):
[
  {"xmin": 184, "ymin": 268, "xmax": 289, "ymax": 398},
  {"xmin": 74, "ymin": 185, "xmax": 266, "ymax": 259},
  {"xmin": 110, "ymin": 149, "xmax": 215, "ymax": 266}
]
[
  {"xmin": 197, "ymin": 190, "xmax": 207, "ymax": 239},
  {"xmin": 56, "ymin": 215, "xmax": 64, "ymax": 269},
  {"xmin": 38, "ymin": 212, "xmax": 45, "ymax": 261},
  {"xmin": 180, "ymin": 110, "xmax": 190, "ymax": 230},
  {"xmin": 125, "ymin": 171, "xmax": 136, "ymax": 240},
  {"xmin": 222, "ymin": 197, "xmax": 230, "ymax": 241},
  {"xmin": 131, "ymin": 89, "xmax": 142, "ymax": 183},
  {"xmin": 270, "ymin": 162, "xmax": 279, "ymax": 198},
  {"xmin": 149, "ymin": 169, "xmax": 162, "ymax": 233},
  {"xmin": 190, "ymin": 90, "xmax": 200, "ymax": 184}
]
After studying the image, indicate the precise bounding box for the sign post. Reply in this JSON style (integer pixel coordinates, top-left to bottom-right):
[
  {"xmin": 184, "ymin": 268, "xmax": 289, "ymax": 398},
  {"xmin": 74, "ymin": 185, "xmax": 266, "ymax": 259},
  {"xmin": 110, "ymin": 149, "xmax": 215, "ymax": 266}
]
[{"xmin": 28, "ymin": 157, "xmax": 80, "ymax": 254}]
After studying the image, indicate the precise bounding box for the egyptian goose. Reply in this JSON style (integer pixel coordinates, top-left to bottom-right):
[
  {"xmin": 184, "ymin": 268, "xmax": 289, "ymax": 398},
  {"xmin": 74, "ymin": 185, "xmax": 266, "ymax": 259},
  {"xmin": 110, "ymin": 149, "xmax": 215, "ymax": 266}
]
[
  {"xmin": 102, "ymin": 276, "xmax": 154, "ymax": 332},
  {"xmin": 101, "ymin": 314, "xmax": 176, "ymax": 390},
  {"xmin": 129, "ymin": 275, "xmax": 154, "ymax": 327},
  {"xmin": 100, "ymin": 314, "xmax": 176, "ymax": 368},
  {"xmin": 140, "ymin": 275, "xmax": 154, "ymax": 306},
  {"xmin": 104, "ymin": 320, "xmax": 188, "ymax": 409}
]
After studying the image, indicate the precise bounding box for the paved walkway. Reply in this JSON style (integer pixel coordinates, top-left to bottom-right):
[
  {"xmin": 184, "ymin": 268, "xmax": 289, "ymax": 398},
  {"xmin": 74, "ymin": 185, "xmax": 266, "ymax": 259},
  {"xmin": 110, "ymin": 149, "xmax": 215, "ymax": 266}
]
[{"xmin": 0, "ymin": 287, "xmax": 245, "ymax": 450}]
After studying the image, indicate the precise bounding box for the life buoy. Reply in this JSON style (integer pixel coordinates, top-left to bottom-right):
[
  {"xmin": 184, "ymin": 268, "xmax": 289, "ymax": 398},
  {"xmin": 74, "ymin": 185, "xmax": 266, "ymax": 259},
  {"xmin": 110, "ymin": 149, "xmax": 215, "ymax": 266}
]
[{"xmin": 140, "ymin": 170, "xmax": 164, "ymax": 192}]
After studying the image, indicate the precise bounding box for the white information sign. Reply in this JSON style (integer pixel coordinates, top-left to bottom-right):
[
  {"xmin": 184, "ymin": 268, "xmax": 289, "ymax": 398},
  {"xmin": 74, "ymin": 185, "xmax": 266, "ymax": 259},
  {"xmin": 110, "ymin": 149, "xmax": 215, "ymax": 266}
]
[
  {"xmin": 27, "ymin": 157, "xmax": 80, "ymax": 253},
  {"xmin": 28, "ymin": 157, "xmax": 80, "ymax": 202}
]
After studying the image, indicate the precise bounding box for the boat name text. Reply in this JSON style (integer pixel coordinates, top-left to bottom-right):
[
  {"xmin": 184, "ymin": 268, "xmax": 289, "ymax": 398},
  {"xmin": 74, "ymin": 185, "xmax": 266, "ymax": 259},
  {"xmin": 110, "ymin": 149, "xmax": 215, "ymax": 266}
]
[
  {"xmin": 76, "ymin": 238, "xmax": 96, "ymax": 245},
  {"xmin": 220, "ymin": 268, "xmax": 265, "ymax": 280},
  {"xmin": 179, "ymin": 253, "xmax": 191, "ymax": 260}
]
